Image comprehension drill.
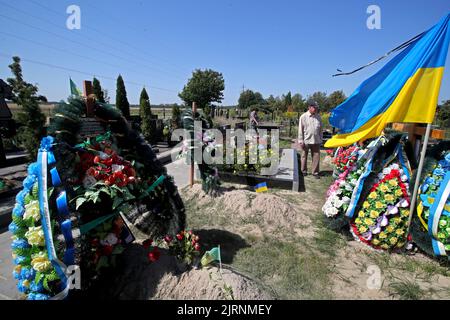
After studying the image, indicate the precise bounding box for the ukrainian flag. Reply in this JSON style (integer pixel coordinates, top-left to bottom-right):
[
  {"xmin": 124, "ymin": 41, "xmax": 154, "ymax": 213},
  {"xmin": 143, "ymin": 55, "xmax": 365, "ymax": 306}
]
[
  {"xmin": 326, "ymin": 13, "xmax": 450, "ymax": 148},
  {"xmin": 255, "ymin": 182, "xmax": 268, "ymax": 193}
]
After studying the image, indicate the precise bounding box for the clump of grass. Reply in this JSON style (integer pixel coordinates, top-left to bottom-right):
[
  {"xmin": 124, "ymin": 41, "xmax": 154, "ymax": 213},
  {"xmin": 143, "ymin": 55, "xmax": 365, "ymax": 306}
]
[
  {"xmin": 232, "ymin": 237, "xmax": 333, "ymax": 299},
  {"xmin": 313, "ymin": 227, "xmax": 346, "ymax": 258},
  {"xmin": 388, "ymin": 278, "xmax": 424, "ymax": 300}
]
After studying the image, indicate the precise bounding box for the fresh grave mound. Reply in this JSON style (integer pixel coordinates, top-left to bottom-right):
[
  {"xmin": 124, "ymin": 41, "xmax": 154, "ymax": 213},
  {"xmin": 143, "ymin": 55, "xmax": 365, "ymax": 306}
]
[
  {"xmin": 86, "ymin": 244, "xmax": 272, "ymax": 300},
  {"xmin": 181, "ymin": 183, "xmax": 309, "ymax": 230}
]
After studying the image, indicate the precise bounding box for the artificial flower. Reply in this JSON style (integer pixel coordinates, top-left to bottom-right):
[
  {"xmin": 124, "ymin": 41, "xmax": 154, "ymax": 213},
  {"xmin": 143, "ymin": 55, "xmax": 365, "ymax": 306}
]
[
  {"xmin": 363, "ymin": 201, "xmax": 370, "ymax": 209},
  {"xmin": 23, "ymin": 200, "xmax": 40, "ymax": 221},
  {"xmin": 369, "ymin": 192, "xmax": 377, "ymax": 199},
  {"xmin": 375, "ymin": 201, "xmax": 384, "ymax": 209},
  {"xmin": 25, "ymin": 226, "xmax": 45, "ymax": 247},
  {"xmin": 31, "ymin": 252, "xmax": 52, "ymax": 272}
]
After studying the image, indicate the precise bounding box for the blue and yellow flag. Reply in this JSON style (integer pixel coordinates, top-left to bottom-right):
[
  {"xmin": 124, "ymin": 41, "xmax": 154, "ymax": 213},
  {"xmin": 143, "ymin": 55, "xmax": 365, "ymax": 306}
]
[
  {"xmin": 201, "ymin": 246, "xmax": 221, "ymax": 267},
  {"xmin": 255, "ymin": 182, "xmax": 268, "ymax": 193},
  {"xmin": 70, "ymin": 78, "xmax": 81, "ymax": 97},
  {"xmin": 326, "ymin": 13, "xmax": 450, "ymax": 148}
]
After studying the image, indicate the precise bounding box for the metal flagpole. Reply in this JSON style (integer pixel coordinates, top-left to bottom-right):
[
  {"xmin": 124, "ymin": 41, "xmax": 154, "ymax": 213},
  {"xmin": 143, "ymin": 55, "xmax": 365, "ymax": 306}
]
[{"xmin": 406, "ymin": 123, "xmax": 432, "ymax": 236}]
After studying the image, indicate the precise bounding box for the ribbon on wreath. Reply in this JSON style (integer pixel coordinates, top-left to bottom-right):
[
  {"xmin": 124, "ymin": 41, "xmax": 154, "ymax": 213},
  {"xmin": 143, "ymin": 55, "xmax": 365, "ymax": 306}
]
[
  {"xmin": 428, "ymin": 171, "xmax": 450, "ymax": 256},
  {"xmin": 37, "ymin": 137, "xmax": 70, "ymax": 299}
]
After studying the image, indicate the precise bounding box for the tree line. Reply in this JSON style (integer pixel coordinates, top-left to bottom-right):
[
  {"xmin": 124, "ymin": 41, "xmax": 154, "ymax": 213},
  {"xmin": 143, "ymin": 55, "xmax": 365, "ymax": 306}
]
[{"xmin": 238, "ymin": 89, "xmax": 348, "ymax": 113}]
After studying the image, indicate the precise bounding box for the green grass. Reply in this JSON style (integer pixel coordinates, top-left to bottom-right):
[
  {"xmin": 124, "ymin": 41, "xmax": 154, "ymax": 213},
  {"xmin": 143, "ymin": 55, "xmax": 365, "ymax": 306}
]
[
  {"xmin": 388, "ymin": 278, "xmax": 425, "ymax": 300},
  {"xmin": 232, "ymin": 236, "xmax": 334, "ymax": 299}
]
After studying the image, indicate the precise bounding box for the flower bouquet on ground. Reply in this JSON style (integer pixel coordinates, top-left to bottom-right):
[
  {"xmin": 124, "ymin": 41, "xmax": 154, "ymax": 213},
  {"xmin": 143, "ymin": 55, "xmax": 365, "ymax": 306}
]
[
  {"xmin": 331, "ymin": 145, "xmax": 359, "ymax": 178},
  {"xmin": 411, "ymin": 141, "xmax": 450, "ymax": 257},
  {"xmin": 350, "ymin": 162, "xmax": 411, "ymax": 250},
  {"xmin": 165, "ymin": 230, "xmax": 201, "ymax": 272}
]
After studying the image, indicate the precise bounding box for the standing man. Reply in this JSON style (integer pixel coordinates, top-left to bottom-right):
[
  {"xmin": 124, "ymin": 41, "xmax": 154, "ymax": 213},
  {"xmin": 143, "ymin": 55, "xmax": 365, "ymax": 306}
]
[
  {"xmin": 249, "ymin": 108, "xmax": 259, "ymax": 131},
  {"xmin": 298, "ymin": 100, "xmax": 323, "ymax": 179}
]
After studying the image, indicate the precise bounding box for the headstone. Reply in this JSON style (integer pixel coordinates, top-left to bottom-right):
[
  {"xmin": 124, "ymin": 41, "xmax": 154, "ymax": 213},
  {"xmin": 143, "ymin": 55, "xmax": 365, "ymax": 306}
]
[{"xmin": 79, "ymin": 118, "xmax": 107, "ymax": 138}]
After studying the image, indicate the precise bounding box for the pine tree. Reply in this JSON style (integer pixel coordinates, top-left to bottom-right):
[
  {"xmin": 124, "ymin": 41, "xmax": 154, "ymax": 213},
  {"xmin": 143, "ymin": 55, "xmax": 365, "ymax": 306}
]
[
  {"xmin": 93, "ymin": 77, "xmax": 105, "ymax": 103},
  {"xmin": 139, "ymin": 87, "xmax": 154, "ymax": 143},
  {"xmin": 171, "ymin": 104, "xmax": 181, "ymax": 129},
  {"xmin": 116, "ymin": 75, "xmax": 130, "ymax": 118},
  {"xmin": 6, "ymin": 56, "xmax": 46, "ymax": 158}
]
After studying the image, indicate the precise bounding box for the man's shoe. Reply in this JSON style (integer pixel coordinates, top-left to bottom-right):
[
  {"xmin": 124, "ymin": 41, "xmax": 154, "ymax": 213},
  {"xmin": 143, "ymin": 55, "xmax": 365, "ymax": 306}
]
[{"xmin": 302, "ymin": 172, "xmax": 308, "ymax": 176}]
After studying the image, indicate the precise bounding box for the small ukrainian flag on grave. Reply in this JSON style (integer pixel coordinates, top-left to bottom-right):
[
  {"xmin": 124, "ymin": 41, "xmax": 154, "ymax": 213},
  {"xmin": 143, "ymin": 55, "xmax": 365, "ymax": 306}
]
[{"xmin": 255, "ymin": 182, "xmax": 268, "ymax": 193}]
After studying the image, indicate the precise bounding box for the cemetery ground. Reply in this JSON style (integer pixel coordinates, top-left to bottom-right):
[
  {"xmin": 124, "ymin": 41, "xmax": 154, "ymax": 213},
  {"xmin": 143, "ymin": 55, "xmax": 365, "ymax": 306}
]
[
  {"xmin": 1, "ymin": 149, "xmax": 450, "ymax": 299},
  {"xmin": 180, "ymin": 151, "xmax": 450, "ymax": 300}
]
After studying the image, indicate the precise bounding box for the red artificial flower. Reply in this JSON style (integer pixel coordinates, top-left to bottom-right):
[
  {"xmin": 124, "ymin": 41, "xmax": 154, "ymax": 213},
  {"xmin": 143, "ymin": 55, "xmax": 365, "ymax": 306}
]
[
  {"xmin": 142, "ymin": 238, "xmax": 153, "ymax": 249},
  {"xmin": 102, "ymin": 245, "xmax": 114, "ymax": 256},
  {"xmin": 176, "ymin": 234, "xmax": 183, "ymax": 241},
  {"xmin": 93, "ymin": 155, "xmax": 101, "ymax": 163},
  {"xmin": 194, "ymin": 243, "xmax": 200, "ymax": 251},
  {"xmin": 164, "ymin": 235, "xmax": 173, "ymax": 243},
  {"xmin": 148, "ymin": 247, "xmax": 160, "ymax": 262}
]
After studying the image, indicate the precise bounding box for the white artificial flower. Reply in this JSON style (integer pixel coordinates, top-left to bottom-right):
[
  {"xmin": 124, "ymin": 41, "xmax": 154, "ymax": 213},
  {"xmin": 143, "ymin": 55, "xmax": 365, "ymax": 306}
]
[
  {"xmin": 336, "ymin": 189, "xmax": 343, "ymax": 195},
  {"xmin": 401, "ymin": 175, "xmax": 408, "ymax": 182},
  {"xmin": 339, "ymin": 180, "xmax": 346, "ymax": 187},
  {"xmin": 342, "ymin": 196, "xmax": 351, "ymax": 204},
  {"xmin": 334, "ymin": 199, "xmax": 343, "ymax": 209},
  {"xmin": 351, "ymin": 179, "xmax": 358, "ymax": 185},
  {"xmin": 378, "ymin": 173, "xmax": 384, "ymax": 180},
  {"xmin": 382, "ymin": 168, "xmax": 391, "ymax": 175},
  {"xmin": 100, "ymin": 233, "xmax": 118, "ymax": 246}
]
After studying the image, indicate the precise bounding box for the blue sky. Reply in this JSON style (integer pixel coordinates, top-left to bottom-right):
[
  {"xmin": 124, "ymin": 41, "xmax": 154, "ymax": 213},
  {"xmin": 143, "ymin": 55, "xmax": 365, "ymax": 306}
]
[{"xmin": 0, "ymin": 0, "xmax": 449, "ymax": 105}]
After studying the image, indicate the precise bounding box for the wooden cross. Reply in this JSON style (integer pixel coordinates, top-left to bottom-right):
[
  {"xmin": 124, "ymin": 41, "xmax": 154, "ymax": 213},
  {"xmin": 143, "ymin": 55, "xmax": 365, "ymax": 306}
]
[{"xmin": 392, "ymin": 123, "xmax": 445, "ymax": 158}]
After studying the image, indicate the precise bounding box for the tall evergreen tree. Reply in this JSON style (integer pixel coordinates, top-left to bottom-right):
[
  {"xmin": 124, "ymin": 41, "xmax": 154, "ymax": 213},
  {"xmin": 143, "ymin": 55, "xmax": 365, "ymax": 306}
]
[
  {"xmin": 139, "ymin": 87, "xmax": 153, "ymax": 142},
  {"xmin": 93, "ymin": 77, "xmax": 105, "ymax": 103},
  {"xmin": 171, "ymin": 104, "xmax": 182, "ymax": 129},
  {"xmin": 116, "ymin": 75, "xmax": 130, "ymax": 118},
  {"xmin": 6, "ymin": 56, "xmax": 45, "ymax": 158}
]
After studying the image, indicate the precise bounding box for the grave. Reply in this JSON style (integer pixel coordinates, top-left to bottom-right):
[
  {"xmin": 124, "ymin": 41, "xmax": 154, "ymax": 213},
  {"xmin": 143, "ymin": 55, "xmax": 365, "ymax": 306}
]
[{"xmin": 198, "ymin": 148, "xmax": 300, "ymax": 192}]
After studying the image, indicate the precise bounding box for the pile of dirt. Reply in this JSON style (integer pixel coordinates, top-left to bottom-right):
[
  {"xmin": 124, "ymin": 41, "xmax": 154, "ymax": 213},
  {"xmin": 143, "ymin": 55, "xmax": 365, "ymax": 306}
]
[
  {"xmin": 88, "ymin": 244, "xmax": 272, "ymax": 300},
  {"xmin": 182, "ymin": 184, "xmax": 316, "ymax": 237}
]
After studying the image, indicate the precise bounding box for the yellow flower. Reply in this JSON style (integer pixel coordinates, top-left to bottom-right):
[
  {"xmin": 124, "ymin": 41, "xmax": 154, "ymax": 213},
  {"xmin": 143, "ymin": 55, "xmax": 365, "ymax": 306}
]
[
  {"xmin": 381, "ymin": 244, "xmax": 390, "ymax": 249},
  {"xmin": 23, "ymin": 200, "xmax": 40, "ymax": 222},
  {"xmin": 370, "ymin": 210, "xmax": 379, "ymax": 219},
  {"xmin": 358, "ymin": 226, "xmax": 368, "ymax": 233},
  {"xmin": 395, "ymin": 229, "xmax": 405, "ymax": 236},
  {"xmin": 384, "ymin": 194, "xmax": 394, "ymax": 202},
  {"xmin": 396, "ymin": 242, "xmax": 405, "ymax": 248},
  {"xmin": 380, "ymin": 184, "xmax": 389, "ymax": 193},
  {"xmin": 372, "ymin": 239, "xmax": 380, "ymax": 246},
  {"xmin": 358, "ymin": 211, "xmax": 365, "ymax": 218},
  {"xmin": 31, "ymin": 252, "xmax": 52, "ymax": 272},
  {"xmin": 355, "ymin": 218, "xmax": 362, "ymax": 225},
  {"xmin": 364, "ymin": 218, "xmax": 375, "ymax": 226},
  {"xmin": 379, "ymin": 232, "xmax": 387, "ymax": 239},
  {"xmin": 14, "ymin": 265, "xmax": 22, "ymax": 274},
  {"xmin": 393, "ymin": 217, "xmax": 402, "ymax": 224},
  {"xmin": 369, "ymin": 192, "xmax": 377, "ymax": 199},
  {"xmin": 386, "ymin": 226, "xmax": 394, "ymax": 233},
  {"xmin": 400, "ymin": 210, "xmax": 409, "ymax": 218},
  {"xmin": 395, "ymin": 189, "xmax": 403, "ymax": 197},
  {"xmin": 25, "ymin": 226, "xmax": 45, "ymax": 247},
  {"xmin": 389, "ymin": 237, "xmax": 398, "ymax": 245},
  {"xmin": 389, "ymin": 179, "xmax": 398, "ymax": 187},
  {"xmin": 363, "ymin": 201, "xmax": 370, "ymax": 209},
  {"xmin": 375, "ymin": 201, "xmax": 384, "ymax": 209}
]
